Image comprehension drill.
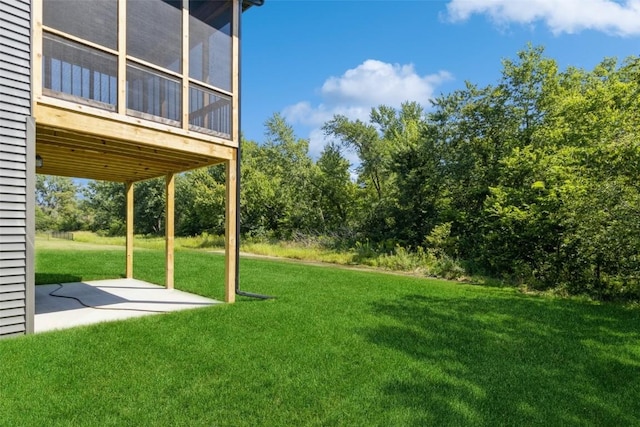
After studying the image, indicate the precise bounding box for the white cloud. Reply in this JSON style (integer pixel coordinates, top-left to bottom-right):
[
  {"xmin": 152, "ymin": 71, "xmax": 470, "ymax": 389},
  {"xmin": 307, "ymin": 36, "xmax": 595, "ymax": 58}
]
[
  {"xmin": 445, "ymin": 0, "xmax": 640, "ymax": 36},
  {"xmin": 282, "ymin": 60, "xmax": 452, "ymax": 159},
  {"xmin": 321, "ymin": 60, "xmax": 451, "ymax": 106}
]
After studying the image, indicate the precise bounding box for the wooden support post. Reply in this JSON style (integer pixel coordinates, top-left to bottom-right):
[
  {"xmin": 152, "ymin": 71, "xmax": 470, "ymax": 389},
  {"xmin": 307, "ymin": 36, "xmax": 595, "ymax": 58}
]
[
  {"xmin": 224, "ymin": 156, "xmax": 237, "ymax": 303},
  {"xmin": 125, "ymin": 181, "xmax": 134, "ymax": 278},
  {"xmin": 223, "ymin": 0, "xmax": 240, "ymax": 303},
  {"xmin": 165, "ymin": 173, "xmax": 175, "ymax": 289}
]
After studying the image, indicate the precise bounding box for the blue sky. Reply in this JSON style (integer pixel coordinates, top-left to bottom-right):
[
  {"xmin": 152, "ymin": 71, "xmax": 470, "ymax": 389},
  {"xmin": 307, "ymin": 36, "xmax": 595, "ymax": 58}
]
[{"xmin": 240, "ymin": 0, "xmax": 639, "ymax": 157}]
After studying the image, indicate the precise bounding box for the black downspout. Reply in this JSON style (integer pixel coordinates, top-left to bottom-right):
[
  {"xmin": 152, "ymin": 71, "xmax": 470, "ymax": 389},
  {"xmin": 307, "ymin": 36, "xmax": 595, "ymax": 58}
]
[{"xmin": 235, "ymin": 1, "xmax": 272, "ymax": 300}]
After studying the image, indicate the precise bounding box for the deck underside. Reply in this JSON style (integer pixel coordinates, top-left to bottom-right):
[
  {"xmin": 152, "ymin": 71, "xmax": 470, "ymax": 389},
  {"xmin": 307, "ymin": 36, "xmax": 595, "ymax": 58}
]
[{"xmin": 34, "ymin": 102, "xmax": 235, "ymax": 182}]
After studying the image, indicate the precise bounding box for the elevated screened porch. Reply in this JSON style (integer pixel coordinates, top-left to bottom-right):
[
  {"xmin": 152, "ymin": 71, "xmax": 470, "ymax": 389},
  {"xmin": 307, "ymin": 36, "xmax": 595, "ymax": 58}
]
[{"xmin": 30, "ymin": 0, "xmax": 260, "ymax": 302}]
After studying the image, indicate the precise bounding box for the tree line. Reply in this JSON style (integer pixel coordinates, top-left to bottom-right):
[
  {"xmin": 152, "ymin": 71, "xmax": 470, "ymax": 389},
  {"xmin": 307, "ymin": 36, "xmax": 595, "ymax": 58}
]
[{"xmin": 37, "ymin": 46, "xmax": 640, "ymax": 299}]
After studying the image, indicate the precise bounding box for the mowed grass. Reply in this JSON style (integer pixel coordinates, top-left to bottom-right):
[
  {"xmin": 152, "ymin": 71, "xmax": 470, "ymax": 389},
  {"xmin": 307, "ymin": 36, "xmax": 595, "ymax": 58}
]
[{"xmin": 1, "ymin": 242, "xmax": 639, "ymax": 425}]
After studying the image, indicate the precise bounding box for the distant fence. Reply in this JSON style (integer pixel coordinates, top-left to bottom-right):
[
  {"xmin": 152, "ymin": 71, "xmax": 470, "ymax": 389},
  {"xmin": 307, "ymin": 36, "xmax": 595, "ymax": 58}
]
[{"xmin": 49, "ymin": 231, "xmax": 74, "ymax": 241}]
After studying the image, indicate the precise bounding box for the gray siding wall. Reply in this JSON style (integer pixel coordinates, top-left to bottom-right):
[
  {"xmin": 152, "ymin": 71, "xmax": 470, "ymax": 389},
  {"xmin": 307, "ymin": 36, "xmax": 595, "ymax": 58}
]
[{"xmin": 0, "ymin": 0, "xmax": 34, "ymax": 338}]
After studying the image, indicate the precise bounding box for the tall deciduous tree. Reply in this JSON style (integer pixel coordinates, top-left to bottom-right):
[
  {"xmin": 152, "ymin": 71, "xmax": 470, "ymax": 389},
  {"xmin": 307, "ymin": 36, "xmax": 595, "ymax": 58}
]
[
  {"xmin": 256, "ymin": 113, "xmax": 320, "ymax": 237},
  {"xmin": 82, "ymin": 180, "xmax": 125, "ymax": 235},
  {"xmin": 314, "ymin": 143, "xmax": 356, "ymax": 234},
  {"xmin": 35, "ymin": 175, "xmax": 83, "ymax": 231},
  {"xmin": 177, "ymin": 167, "xmax": 225, "ymax": 236}
]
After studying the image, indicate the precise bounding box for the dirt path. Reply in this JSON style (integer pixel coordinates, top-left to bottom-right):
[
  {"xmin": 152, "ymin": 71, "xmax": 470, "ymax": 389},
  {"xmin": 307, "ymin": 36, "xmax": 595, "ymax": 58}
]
[{"xmin": 207, "ymin": 249, "xmax": 433, "ymax": 279}]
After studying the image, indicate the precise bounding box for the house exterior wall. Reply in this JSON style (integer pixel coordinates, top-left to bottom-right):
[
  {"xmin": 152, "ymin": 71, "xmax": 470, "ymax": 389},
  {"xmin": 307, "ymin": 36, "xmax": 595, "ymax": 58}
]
[{"xmin": 0, "ymin": 0, "xmax": 35, "ymax": 338}]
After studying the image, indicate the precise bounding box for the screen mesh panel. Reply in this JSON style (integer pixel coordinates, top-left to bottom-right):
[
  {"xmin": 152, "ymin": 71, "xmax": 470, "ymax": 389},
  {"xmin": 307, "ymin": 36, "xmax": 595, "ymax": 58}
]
[
  {"xmin": 127, "ymin": 0, "xmax": 182, "ymax": 73},
  {"xmin": 189, "ymin": 84, "xmax": 231, "ymax": 138},
  {"xmin": 43, "ymin": 33, "xmax": 117, "ymax": 110},
  {"xmin": 127, "ymin": 62, "xmax": 182, "ymax": 125},
  {"xmin": 189, "ymin": 0, "xmax": 232, "ymax": 92},
  {"xmin": 43, "ymin": 0, "xmax": 118, "ymax": 50}
]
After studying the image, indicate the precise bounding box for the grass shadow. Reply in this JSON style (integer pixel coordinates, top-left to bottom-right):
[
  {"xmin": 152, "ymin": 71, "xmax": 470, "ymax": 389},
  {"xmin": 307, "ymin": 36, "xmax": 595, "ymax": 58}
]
[
  {"xmin": 363, "ymin": 293, "xmax": 640, "ymax": 425},
  {"xmin": 35, "ymin": 273, "xmax": 82, "ymax": 285}
]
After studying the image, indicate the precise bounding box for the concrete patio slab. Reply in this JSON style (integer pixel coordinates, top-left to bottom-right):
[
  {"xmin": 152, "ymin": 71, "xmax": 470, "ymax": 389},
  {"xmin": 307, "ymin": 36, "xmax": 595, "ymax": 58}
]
[{"xmin": 35, "ymin": 278, "xmax": 219, "ymax": 333}]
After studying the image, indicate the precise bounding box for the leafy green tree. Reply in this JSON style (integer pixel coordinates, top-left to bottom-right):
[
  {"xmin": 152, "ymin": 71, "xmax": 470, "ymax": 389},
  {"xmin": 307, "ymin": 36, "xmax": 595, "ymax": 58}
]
[
  {"xmin": 314, "ymin": 143, "xmax": 357, "ymax": 234},
  {"xmin": 133, "ymin": 178, "xmax": 166, "ymax": 235},
  {"xmin": 560, "ymin": 176, "xmax": 640, "ymax": 297},
  {"xmin": 177, "ymin": 167, "xmax": 225, "ymax": 236},
  {"xmin": 238, "ymin": 138, "xmax": 279, "ymax": 238},
  {"xmin": 473, "ymin": 50, "xmax": 640, "ymax": 294},
  {"xmin": 35, "ymin": 175, "xmax": 84, "ymax": 231},
  {"xmin": 322, "ymin": 102, "xmax": 428, "ymax": 244},
  {"xmin": 83, "ymin": 177, "xmax": 166, "ymax": 236},
  {"xmin": 248, "ymin": 114, "xmax": 320, "ymax": 238},
  {"xmin": 82, "ymin": 180, "xmax": 125, "ymax": 235},
  {"xmin": 323, "ymin": 113, "xmax": 388, "ymax": 201}
]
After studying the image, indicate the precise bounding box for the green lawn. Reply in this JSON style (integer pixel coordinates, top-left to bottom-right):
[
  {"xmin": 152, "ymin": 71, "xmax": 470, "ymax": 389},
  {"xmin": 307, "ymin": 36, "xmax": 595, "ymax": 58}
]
[{"xmin": 1, "ymin": 243, "xmax": 639, "ymax": 426}]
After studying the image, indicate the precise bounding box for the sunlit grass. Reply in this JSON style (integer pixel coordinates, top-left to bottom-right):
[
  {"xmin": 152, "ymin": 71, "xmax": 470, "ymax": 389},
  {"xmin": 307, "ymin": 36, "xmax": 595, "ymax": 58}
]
[
  {"xmin": 241, "ymin": 241, "xmax": 354, "ymax": 264},
  {"xmin": 4, "ymin": 244, "xmax": 640, "ymax": 425},
  {"xmin": 65, "ymin": 231, "xmax": 226, "ymax": 250}
]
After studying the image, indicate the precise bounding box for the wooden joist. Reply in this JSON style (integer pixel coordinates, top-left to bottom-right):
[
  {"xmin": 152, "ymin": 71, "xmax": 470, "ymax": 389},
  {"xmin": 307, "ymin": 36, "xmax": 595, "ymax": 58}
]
[{"xmin": 34, "ymin": 102, "xmax": 232, "ymax": 182}]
